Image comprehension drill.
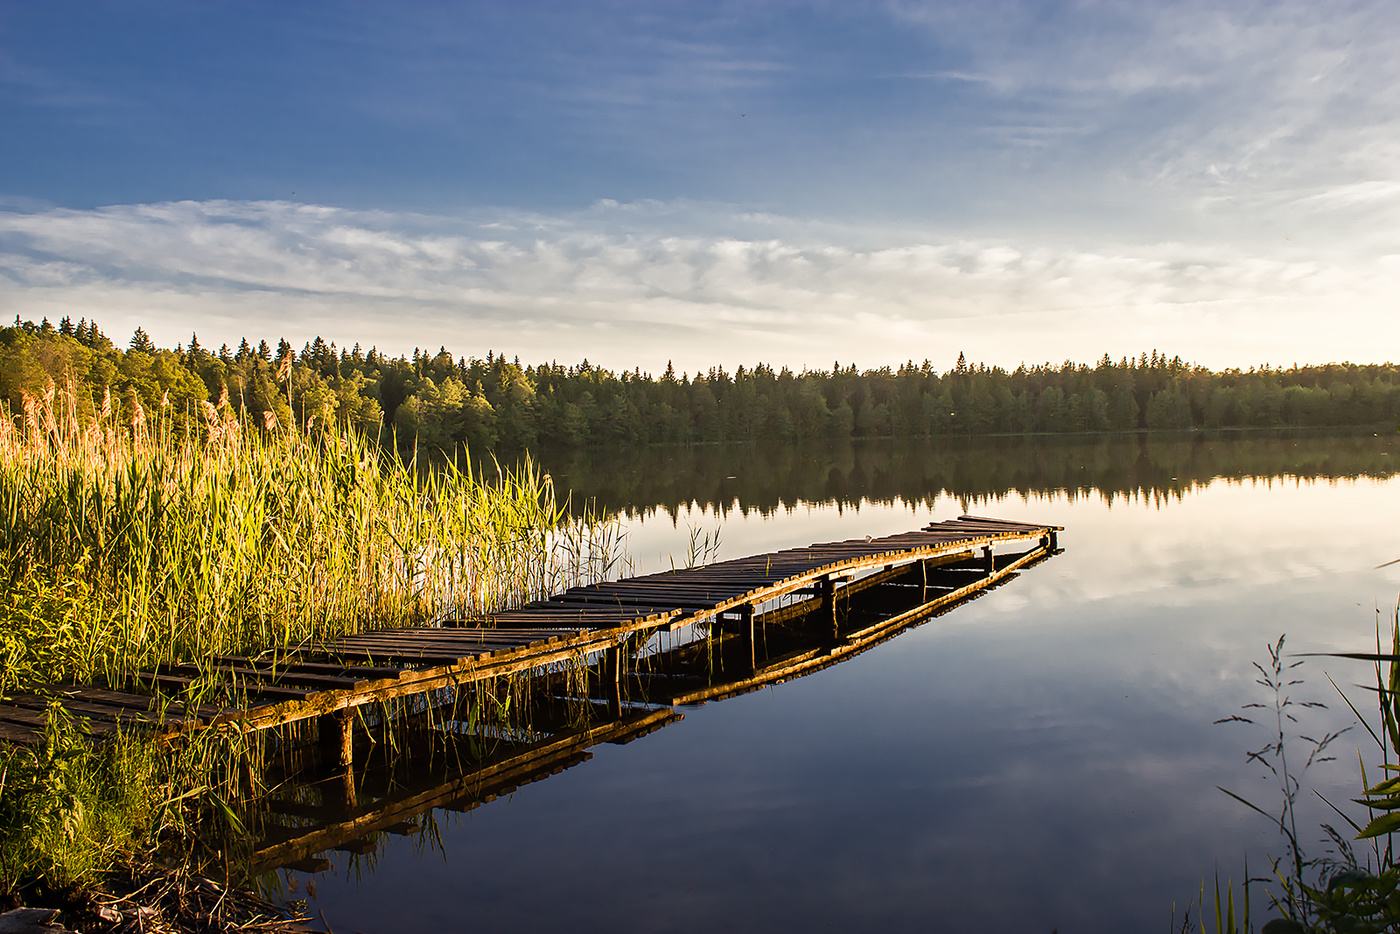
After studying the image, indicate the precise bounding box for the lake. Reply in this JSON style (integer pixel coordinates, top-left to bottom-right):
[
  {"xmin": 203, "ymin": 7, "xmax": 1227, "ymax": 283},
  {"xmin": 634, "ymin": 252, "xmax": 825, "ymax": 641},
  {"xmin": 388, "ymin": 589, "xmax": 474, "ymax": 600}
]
[{"xmin": 286, "ymin": 431, "xmax": 1400, "ymax": 932}]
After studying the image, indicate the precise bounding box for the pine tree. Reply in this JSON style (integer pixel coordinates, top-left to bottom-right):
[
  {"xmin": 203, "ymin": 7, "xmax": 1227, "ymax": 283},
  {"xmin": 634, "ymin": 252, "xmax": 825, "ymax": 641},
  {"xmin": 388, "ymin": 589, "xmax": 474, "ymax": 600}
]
[{"xmin": 129, "ymin": 327, "xmax": 156, "ymax": 353}]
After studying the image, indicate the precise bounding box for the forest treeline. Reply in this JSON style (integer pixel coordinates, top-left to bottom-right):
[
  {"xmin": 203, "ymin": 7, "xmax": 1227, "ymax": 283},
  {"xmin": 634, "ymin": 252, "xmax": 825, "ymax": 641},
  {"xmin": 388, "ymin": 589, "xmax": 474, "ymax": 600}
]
[{"xmin": 4, "ymin": 315, "xmax": 1400, "ymax": 453}]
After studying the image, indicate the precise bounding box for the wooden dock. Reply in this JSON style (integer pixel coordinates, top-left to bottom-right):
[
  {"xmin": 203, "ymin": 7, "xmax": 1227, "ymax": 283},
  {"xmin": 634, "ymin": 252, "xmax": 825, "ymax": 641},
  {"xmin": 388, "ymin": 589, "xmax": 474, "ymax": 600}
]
[
  {"xmin": 0, "ymin": 515, "xmax": 1060, "ymax": 760},
  {"xmin": 245, "ymin": 524, "xmax": 1059, "ymax": 876}
]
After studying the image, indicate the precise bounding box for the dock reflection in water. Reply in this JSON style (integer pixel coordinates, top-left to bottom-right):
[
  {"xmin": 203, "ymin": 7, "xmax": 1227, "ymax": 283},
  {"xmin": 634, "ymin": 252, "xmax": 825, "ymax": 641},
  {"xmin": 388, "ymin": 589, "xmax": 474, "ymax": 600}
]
[{"xmin": 246, "ymin": 540, "xmax": 1056, "ymax": 883}]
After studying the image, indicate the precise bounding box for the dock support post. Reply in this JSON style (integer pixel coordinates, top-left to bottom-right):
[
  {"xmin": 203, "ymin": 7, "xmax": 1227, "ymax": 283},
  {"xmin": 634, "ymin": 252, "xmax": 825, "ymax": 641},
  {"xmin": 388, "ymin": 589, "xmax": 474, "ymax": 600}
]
[
  {"xmin": 738, "ymin": 604, "xmax": 755, "ymax": 675},
  {"xmin": 337, "ymin": 762, "xmax": 358, "ymax": 812},
  {"xmin": 1049, "ymin": 530, "xmax": 1058, "ymax": 550},
  {"xmin": 319, "ymin": 710, "xmax": 355, "ymax": 769},
  {"xmin": 605, "ymin": 644, "xmax": 624, "ymax": 718},
  {"xmin": 982, "ymin": 546, "xmax": 994, "ymax": 572},
  {"xmin": 816, "ymin": 575, "xmax": 838, "ymax": 640}
]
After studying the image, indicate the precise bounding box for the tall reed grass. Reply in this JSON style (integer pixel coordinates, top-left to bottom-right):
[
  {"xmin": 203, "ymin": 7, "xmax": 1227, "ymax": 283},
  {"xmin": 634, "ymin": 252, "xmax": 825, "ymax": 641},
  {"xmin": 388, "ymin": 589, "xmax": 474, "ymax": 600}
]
[
  {"xmin": 0, "ymin": 383, "xmax": 611, "ymax": 694},
  {"xmin": 0, "ymin": 384, "xmax": 633, "ymax": 906}
]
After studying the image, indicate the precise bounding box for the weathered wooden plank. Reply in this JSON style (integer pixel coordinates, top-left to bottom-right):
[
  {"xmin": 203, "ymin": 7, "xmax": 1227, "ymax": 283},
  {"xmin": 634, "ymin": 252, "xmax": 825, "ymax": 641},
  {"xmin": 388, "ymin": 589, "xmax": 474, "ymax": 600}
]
[
  {"xmin": 343, "ymin": 627, "xmax": 550, "ymax": 642},
  {"xmin": 954, "ymin": 514, "xmax": 1062, "ymax": 531},
  {"xmin": 324, "ymin": 632, "xmax": 532, "ymax": 646},
  {"xmin": 356, "ymin": 635, "xmax": 542, "ymax": 649},
  {"xmin": 431, "ymin": 626, "xmax": 587, "ymax": 637},
  {"xmin": 136, "ymin": 671, "xmax": 313, "ymax": 700},
  {"xmin": 0, "ymin": 721, "xmax": 42, "ymax": 744},
  {"xmin": 325, "ymin": 636, "xmax": 532, "ymax": 653},
  {"xmin": 41, "ymin": 686, "xmax": 226, "ymax": 721},
  {"xmin": 578, "ymin": 581, "xmax": 754, "ymax": 593},
  {"xmin": 212, "ymin": 655, "xmax": 408, "ymax": 680},
  {"xmin": 163, "ymin": 663, "xmax": 368, "ymax": 690},
  {"xmin": 324, "ymin": 632, "xmax": 537, "ymax": 646},
  {"xmin": 1, "ymin": 694, "xmax": 200, "ymax": 730},
  {"xmin": 488, "ymin": 606, "xmax": 670, "ymax": 618},
  {"xmin": 313, "ymin": 647, "xmax": 486, "ymax": 666},
  {"xmin": 547, "ymin": 598, "xmax": 713, "ymax": 613},
  {"xmin": 0, "ymin": 705, "xmax": 122, "ymax": 736},
  {"xmin": 568, "ymin": 592, "xmax": 759, "ymax": 604},
  {"xmin": 355, "ymin": 632, "xmax": 540, "ymax": 646}
]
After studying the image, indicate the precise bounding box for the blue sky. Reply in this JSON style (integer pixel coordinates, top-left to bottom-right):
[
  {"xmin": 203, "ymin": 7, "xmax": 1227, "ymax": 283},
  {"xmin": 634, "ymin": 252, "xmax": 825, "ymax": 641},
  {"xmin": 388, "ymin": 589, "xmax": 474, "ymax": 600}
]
[{"xmin": 3, "ymin": 0, "xmax": 1398, "ymax": 371}]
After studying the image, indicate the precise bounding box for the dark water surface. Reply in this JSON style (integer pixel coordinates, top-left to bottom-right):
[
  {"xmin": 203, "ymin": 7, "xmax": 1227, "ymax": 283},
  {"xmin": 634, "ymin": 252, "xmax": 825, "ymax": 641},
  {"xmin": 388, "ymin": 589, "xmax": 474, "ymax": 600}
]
[{"xmin": 295, "ymin": 432, "xmax": 1400, "ymax": 933}]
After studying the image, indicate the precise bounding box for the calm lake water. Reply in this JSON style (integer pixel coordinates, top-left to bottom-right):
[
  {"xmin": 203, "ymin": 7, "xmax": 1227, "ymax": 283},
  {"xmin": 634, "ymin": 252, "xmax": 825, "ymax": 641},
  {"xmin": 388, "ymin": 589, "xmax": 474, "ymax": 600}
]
[{"xmin": 293, "ymin": 432, "xmax": 1400, "ymax": 933}]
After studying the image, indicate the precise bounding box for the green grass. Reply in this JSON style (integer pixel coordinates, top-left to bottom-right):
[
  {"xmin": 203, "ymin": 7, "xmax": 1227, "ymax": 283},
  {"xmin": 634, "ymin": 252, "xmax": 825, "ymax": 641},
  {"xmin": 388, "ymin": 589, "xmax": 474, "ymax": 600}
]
[
  {"xmin": 0, "ymin": 704, "xmax": 273, "ymax": 907},
  {"xmin": 0, "ymin": 707, "xmax": 160, "ymax": 889}
]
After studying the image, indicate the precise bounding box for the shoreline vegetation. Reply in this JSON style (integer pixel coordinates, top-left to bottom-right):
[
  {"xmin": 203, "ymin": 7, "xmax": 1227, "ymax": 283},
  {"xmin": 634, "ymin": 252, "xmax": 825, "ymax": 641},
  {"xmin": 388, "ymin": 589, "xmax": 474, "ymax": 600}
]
[
  {"xmin": 1190, "ymin": 623, "xmax": 1400, "ymax": 934},
  {"xmin": 4, "ymin": 318, "xmax": 1400, "ymax": 460},
  {"xmin": 0, "ymin": 381, "xmax": 619, "ymax": 929}
]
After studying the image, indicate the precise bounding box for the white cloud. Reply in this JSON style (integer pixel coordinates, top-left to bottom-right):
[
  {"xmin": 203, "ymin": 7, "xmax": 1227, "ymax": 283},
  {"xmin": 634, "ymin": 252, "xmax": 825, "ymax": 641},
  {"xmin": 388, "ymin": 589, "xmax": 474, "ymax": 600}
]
[{"xmin": 0, "ymin": 198, "xmax": 1396, "ymax": 371}]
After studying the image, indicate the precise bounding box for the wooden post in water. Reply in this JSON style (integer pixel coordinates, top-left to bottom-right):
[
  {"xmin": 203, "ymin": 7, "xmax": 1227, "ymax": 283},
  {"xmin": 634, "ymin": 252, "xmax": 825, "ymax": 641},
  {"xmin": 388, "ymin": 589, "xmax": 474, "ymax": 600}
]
[
  {"xmin": 604, "ymin": 643, "xmax": 624, "ymax": 718},
  {"xmin": 982, "ymin": 545, "xmax": 994, "ymax": 572},
  {"xmin": 738, "ymin": 603, "xmax": 756, "ymax": 675},
  {"xmin": 318, "ymin": 710, "xmax": 355, "ymax": 769},
  {"xmin": 336, "ymin": 762, "xmax": 358, "ymax": 812},
  {"xmin": 816, "ymin": 574, "xmax": 838, "ymax": 641}
]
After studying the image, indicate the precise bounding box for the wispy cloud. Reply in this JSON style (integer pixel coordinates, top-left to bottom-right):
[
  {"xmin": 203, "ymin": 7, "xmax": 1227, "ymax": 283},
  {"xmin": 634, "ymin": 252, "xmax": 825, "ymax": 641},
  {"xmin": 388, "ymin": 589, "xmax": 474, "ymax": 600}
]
[
  {"xmin": 0, "ymin": 51, "xmax": 138, "ymax": 116},
  {"xmin": 887, "ymin": 70, "xmax": 996, "ymax": 84},
  {"xmin": 887, "ymin": 0, "xmax": 1400, "ymax": 216},
  {"xmin": 1, "ymin": 198, "xmax": 1395, "ymax": 370}
]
